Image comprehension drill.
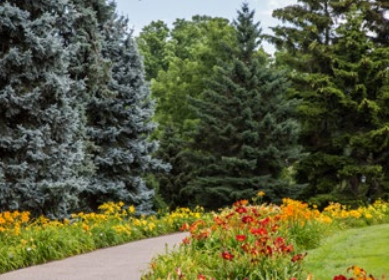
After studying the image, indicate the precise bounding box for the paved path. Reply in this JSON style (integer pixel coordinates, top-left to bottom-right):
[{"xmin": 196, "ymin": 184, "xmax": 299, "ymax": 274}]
[{"xmin": 0, "ymin": 232, "xmax": 188, "ymax": 280}]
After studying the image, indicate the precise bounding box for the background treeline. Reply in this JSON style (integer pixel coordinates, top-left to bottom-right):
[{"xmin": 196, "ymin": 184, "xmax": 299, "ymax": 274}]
[
  {"xmin": 1, "ymin": 0, "xmax": 388, "ymax": 218},
  {"xmin": 137, "ymin": 0, "xmax": 389, "ymax": 209}
]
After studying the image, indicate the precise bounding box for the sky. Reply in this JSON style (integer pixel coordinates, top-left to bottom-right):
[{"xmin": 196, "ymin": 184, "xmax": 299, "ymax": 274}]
[{"xmin": 114, "ymin": 0, "xmax": 297, "ymax": 54}]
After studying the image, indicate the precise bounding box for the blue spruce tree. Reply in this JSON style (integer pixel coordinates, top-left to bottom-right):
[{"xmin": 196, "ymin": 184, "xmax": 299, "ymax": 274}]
[
  {"xmin": 0, "ymin": 1, "xmax": 86, "ymax": 217},
  {"xmin": 83, "ymin": 14, "xmax": 166, "ymax": 213}
]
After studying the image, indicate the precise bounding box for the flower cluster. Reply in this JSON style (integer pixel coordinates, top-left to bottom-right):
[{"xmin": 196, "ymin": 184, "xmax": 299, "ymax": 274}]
[
  {"xmin": 334, "ymin": 266, "xmax": 386, "ymax": 280},
  {"xmin": 0, "ymin": 210, "xmax": 30, "ymax": 235},
  {"xmin": 323, "ymin": 200, "xmax": 389, "ymax": 225},
  {"xmin": 144, "ymin": 196, "xmax": 389, "ymax": 280},
  {"xmin": 145, "ymin": 198, "xmax": 306, "ymax": 279}
]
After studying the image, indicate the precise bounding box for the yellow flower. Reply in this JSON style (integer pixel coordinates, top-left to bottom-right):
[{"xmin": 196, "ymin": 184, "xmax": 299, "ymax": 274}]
[
  {"xmin": 129, "ymin": 205, "xmax": 136, "ymax": 214},
  {"xmin": 257, "ymin": 191, "xmax": 265, "ymax": 197},
  {"xmin": 148, "ymin": 222, "xmax": 156, "ymax": 231},
  {"xmin": 365, "ymin": 213, "xmax": 373, "ymax": 219}
]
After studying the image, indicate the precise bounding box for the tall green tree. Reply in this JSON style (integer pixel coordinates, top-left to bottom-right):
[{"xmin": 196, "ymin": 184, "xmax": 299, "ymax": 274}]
[
  {"xmin": 138, "ymin": 16, "xmax": 236, "ymax": 135},
  {"xmin": 136, "ymin": 20, "xmax": 170, "ymax": 81},
  {"xmin": 0, "ymin": 1, "xmax": 86, "ymax": 217},
  {"xmin": 137, "ymin": 16, "xmax": 237, "ymax": 208},
  {"xmin": 83, "ymin": 14, "xmax": 167, "ymax": 213},
  {"xmin": 325, "ymin": 3, "xmax": 389, "ymax": 202},
  {"xmin": 269, "ymin": 0, "xmax": 389, "ymax": 204},
  {"xmin": 181, "ymin": 4, "xmax": 303, "ymax": 209}
]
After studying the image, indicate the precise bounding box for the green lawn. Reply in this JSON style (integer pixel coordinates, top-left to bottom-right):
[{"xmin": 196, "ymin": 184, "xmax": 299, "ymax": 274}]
[{"xmin": 303, "ymin": 224, "xmax": 389, "ymax": 279}]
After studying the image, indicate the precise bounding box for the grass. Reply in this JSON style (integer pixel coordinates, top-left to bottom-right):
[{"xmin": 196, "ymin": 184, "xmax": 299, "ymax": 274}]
[{"xmin": 303, "ymin": 223, "xmax": 389, "ymax": 279}]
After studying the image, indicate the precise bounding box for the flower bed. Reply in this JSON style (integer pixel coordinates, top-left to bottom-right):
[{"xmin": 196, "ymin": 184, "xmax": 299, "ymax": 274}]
[
  {"xmin": 1, "ymin": 195, "xmax": 389, "ymax": 277},
  {"xmin": 142, "ymin": 194, "xmax": 389, "ymax": 279}
]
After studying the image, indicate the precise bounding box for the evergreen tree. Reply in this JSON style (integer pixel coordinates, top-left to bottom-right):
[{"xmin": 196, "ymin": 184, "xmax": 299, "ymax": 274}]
[
  {"xmin": 181, "ymin": 3, "xmax": 303, "ymax": 209},
  {"xmin": 268, "ymin": 0, "xmax": 335, "ymax": 74},
  {"xmin": 154, "ymin": 126, "xmax": 192, "ymax": 209},
  {"xmin": 269, "ymin": 0, "xmax": 340, "ymax": 203},
  {"xmin": 83, "ymin": 14, "xmax": 167, "ymax": 213},
  {"xmin": 363, "ymin": 0, "xmax": 389, "ymax": 46},
  {"xmin": 65, "ymin": 0, "xmax": 116, "ymax": 180},
  {"xmin": 331, "ymin": 3, "xmax": 389, "ymax": 202},
  {"xmin": 0, "ymin": 1, "xmax": 85, "ymax": 217},
  {"xmin": 269, "ymin": 0, "xmax": 389, "ymax": 205}
]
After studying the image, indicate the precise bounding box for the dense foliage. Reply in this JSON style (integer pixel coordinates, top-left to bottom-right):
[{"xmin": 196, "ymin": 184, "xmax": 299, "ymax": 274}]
[
  {"xmin": 0, "ymin": 1, "xmax": 86, "ymax": 217},
  {"xmin": 1, "ymin": 0, "xmax": 389, "ymax": 216},
  {"xmin": 0, "ymin": 0, "xmax": 163, "ymax": 217},
  {"xmin": 180, "ymin": 4, "xmax": 303, "ymax": 209},
  {"xmin": 269, "ymin": 0, "xmax": 389, "ymax": 206}
]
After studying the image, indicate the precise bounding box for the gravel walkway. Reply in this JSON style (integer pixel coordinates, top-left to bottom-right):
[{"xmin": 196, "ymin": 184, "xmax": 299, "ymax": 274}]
[{"xmin": 0, "ymin": 232, "xmax": 188, "ymax": 280}]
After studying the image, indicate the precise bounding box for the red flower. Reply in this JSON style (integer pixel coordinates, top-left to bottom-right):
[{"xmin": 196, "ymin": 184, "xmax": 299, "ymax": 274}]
[
  {"xmin": 225, "ymin": 213, "xmax": 235, "ymax": 219},
  {"xmin": 236, "ymin": 207, "xmax": 248, "ymax": 214},
  {"xmin": 180, "ymin": 223, "xmax": 189, "ymax": 231},
  {"xmin": 181, "ymin": 237, "xmax": 190, "ymax": 245},
  {"xmin": 222, "ymin": 251, "xmax": 234, "ymax": 261},
  {"xmin": 236, "ymin": 234, "xmax": 247, "ymax": 241},
  {"xmin": 291, "ymin": 252, "xmax": 307, "ymax": 262},
  {"xmin": 251, "ymin": 208, "xmax": 260, "ymax": 217},
  {"xmin": 259, "ymin": 217, "xmax": 270, "ymax": 227},
  {"xmin": 333, "ymin": 275, "xmax": 347, "ymax": 280},
  {"xmin": 250, "ymin": 227, "xmax": 268, "ymax": 236},
  {"xmin": 274, "ymin": 237, "xmax": 286, "ymax": 247},
  {"xmin": 198, "ymin": 275, "xmax": 207, "ymax": 280},
  {"xmin": 280, "ymin": 244, "xmax": 294, "ymax": 253},
  {"xmin": 242, "ymin": 215, "xmax": 254, "ymax": 224}
]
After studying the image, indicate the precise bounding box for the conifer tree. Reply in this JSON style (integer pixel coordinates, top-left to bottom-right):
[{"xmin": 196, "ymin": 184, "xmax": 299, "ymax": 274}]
[
  {"xmin": 269, "ymin": 0, "xmax": 389, "ymax": 204},
  {"xmin": 154, "ymin": 126, "xmax": 193, "ymax": 208},
  {"xmin": 181, "ymin": 3, "xmax": 303, "ymax": 209},
  {"xmin": 83, "ymin": 14, "xmax": 166, "ymax": 213},
  {"xmin": 0, "ymin": 1, "xmax": 85, "ymax": 217},
  {"xmin": 330, "ymin": 3, "xmax": 389, "ymax": 201},
  {"xmin": 364, "ymin": 0, "xmax": 389, "ymax": 46}
]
